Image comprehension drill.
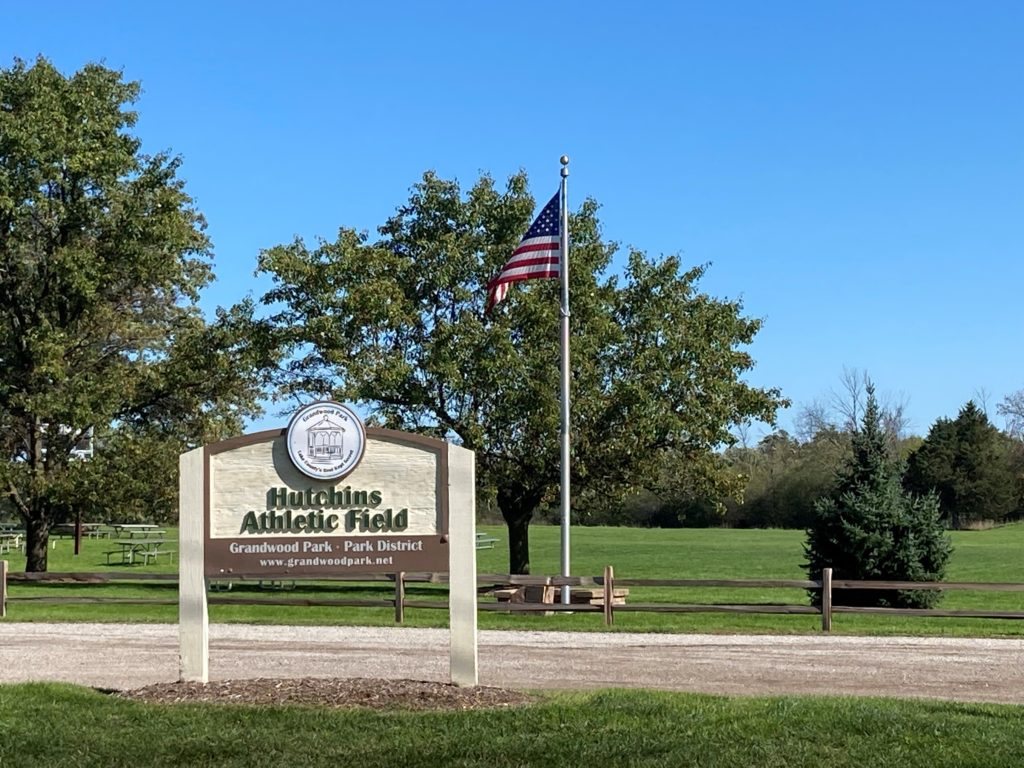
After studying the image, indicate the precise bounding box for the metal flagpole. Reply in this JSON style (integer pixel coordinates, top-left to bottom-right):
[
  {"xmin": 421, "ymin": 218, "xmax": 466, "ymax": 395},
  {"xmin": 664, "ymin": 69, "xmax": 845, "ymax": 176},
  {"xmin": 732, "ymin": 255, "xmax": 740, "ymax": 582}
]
[{"xmin": 558, "ymin": 155, "xmax": 571, "ymax": 605}]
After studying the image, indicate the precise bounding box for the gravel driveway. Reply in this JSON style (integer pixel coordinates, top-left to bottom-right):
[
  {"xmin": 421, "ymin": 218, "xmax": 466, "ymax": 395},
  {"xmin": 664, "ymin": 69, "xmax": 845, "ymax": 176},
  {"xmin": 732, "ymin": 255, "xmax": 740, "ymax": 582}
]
[{"xmin": 1, "ymin": 623, "xmax": 1022, "ymax": 704}]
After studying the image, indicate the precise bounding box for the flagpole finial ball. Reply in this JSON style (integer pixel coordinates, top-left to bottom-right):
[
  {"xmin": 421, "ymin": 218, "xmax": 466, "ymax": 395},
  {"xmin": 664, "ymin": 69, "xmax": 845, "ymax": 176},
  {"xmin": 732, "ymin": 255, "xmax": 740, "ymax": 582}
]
[{"xmin": 560, "ymin": 155, "xmax": 570, "ymax": 165}]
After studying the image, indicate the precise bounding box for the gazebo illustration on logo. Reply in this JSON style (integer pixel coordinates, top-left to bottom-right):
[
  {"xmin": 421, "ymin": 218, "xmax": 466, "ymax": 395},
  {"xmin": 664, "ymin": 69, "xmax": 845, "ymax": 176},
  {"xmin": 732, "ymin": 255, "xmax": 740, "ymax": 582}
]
[{"xmin": 306, "ymin": 414, "xmax": 347, "ymax": 464}]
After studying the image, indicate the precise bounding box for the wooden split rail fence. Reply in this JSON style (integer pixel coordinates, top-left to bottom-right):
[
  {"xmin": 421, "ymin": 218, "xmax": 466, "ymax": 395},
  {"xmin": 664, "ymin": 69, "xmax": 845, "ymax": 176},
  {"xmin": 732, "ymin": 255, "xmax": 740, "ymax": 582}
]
[{"xmin": 2, "ymin": 561, "xmax": 1024, "ymax": 628}]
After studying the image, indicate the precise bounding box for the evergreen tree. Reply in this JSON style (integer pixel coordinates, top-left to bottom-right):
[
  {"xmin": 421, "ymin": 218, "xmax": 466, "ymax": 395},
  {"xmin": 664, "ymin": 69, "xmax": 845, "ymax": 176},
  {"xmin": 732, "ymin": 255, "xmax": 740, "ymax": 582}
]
[
  {"xmin": 904, "ymin": 402, "xmax": 1015, "ymax": 529},
  {"xmin": 804, "ymin": 386, "xmax": 951, "ymax": 608}
]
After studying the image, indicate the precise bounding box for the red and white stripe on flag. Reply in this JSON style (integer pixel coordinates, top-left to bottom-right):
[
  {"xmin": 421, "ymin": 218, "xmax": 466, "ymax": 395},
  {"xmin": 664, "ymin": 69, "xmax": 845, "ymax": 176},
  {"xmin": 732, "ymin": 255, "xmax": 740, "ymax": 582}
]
[{"xmin": 486, "ymin": 191, "xmax": 560, "ymax": 312}]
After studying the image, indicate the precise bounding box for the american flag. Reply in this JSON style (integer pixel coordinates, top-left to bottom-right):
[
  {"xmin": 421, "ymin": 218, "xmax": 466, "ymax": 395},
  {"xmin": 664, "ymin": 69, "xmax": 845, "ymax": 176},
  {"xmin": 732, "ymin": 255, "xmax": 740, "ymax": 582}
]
[{"xmin": 486, "ymin": 191, "xmax": 561, "ymax": 311}]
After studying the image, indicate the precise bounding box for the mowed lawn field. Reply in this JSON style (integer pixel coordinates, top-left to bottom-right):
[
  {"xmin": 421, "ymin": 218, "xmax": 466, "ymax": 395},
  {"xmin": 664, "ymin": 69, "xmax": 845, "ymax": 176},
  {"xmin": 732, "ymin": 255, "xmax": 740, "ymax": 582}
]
[
  {"xmin": 1, "ymin": 684, "xmax": 1023, "ymax": 768},
  {"xmin": 3, "ymin": 528, "xmax": 1024, "ymax": 768},
  {"xmin": 3, "ymin": 523, "xmax": 1024, "ymax": 636}
]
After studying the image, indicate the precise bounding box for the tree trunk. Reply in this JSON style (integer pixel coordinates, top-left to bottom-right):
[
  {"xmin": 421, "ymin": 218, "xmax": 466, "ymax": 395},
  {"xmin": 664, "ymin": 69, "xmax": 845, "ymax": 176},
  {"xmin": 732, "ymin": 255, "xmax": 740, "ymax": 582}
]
[
  {"xmin": 20, "ymin": 419, "xmax": 51, "ymax": 572},
  {"xmin": 24, "ymin": 513, "xmax": 49, "ymax": 573},
  {"xmin": 504, "ymin": 511, "xmax": 532, "ymax": 575},
  {"xmin": 497, "ymin": 483, "xmax": 545, "ymax": 575}
]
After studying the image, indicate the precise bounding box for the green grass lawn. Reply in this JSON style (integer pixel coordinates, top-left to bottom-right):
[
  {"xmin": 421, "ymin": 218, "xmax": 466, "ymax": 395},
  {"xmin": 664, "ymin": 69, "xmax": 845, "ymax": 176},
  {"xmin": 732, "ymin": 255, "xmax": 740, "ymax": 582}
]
[
  {"xmin": 0, "ymin": 683, "xmax": 1022, "ymax": 768},
  {"xmin": 3, "ymin": 523, "xmax": 1024, "ymax": 636},
  {"xmin": 4, "ymin": 528, "xmax": 1023, "ymax": 768}
]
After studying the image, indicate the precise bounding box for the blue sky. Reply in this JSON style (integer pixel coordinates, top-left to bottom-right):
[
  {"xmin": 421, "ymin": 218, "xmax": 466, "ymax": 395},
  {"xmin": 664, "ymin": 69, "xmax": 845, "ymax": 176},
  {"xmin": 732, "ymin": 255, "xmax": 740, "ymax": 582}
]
[{"xmin": 7, "ymin": 2, "xmax": 1023, "ymax": 437}]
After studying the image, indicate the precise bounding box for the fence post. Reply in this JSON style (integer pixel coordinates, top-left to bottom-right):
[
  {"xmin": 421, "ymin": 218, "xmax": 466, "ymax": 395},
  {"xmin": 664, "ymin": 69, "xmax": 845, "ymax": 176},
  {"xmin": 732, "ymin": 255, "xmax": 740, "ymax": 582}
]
[
  {"xmin": 394, "ymin": 571, "xmax": 405, "ymax": 624},
  {"xmin": 821, "ymin": 567, "xmax": 832, "ymax": 632},
  {"xmin": 603, "ymin": 565, "xmax": 614, "ymax": 626},
  {"xmin": 0, "ymin": 560, "xmax": 6, "ymax": 618}
]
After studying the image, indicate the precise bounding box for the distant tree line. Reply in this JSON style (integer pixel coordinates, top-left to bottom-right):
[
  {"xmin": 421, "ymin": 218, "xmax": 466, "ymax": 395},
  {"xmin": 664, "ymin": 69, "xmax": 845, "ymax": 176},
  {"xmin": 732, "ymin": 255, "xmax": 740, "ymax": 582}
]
[{"xmin": 574, "ymin": 384, "xmax": 1024, "ymax": 533}]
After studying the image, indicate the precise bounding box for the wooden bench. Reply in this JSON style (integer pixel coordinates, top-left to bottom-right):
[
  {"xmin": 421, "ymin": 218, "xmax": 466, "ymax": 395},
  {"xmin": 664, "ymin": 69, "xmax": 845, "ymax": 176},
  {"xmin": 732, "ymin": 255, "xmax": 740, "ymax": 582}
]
[
  {"xmin": 103, "ymin": 546, "xmax": 175, "ymax": 565},
  {"xmin": 139, "ymin": 549, "xmax": 176, "ymax": 566},
  {"xmin": 476, "ymin": 533, "xmax": 499, "ymax": 549},
  {"xmin": 492, "ymin": 584, "xmax": 558, "ymax": 603},
  {"xmin": 0, "ymin": 534, "xmax": 22, "ymax": 554},
  {"xmin": 104, "ymin": 549, "xmax": 127, "ymax": 565},
  {"xmin": 257, "ymin": 580, "xmax": 295, "ymax": 590},
  {"xmin": 207, "ymin": 580, "xmax": 295, "ymax": 591},
  {"xmin": 492, "ymin": 585, "xmax": 630, "ymax": 607},
  {"xmin": 570, "ymin": 587, "xmax": 630, "ymax": 606}
]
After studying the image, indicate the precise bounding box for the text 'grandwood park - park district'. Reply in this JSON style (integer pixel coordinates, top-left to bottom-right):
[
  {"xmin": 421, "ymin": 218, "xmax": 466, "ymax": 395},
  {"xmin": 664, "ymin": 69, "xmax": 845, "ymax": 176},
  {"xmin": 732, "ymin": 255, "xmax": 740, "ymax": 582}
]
[
  {"xmin": 227, "ymin": 539, "xmax": 424, "ymax": 555},
  {"xmin": 238, "ymin": 485, "xmax": 410, "ymax": 534}
]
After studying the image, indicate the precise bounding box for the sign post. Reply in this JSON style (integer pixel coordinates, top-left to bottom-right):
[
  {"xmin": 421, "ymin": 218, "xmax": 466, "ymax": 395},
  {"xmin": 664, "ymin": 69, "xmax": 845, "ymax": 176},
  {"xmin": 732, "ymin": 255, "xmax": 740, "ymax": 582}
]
[{"xmin": 179, "ymin": 402, "xmax": 477, "ymax": 685}]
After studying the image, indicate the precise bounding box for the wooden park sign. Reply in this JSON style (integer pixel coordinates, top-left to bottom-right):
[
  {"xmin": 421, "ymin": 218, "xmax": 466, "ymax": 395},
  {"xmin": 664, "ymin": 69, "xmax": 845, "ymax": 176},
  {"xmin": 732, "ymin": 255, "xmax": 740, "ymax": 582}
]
[{"xmin": 178, "ymin": 402, "xmax": 478, "ymax": 685}]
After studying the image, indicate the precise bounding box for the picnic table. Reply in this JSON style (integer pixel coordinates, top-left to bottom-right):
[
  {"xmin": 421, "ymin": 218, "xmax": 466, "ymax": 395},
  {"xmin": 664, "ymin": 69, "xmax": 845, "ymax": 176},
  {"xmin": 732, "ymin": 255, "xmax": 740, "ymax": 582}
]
[
  {"xmin": 476, "ymin": 532, "xmax": 499, "ymax": 549},
  {"xmin": 105, "ymin": 538, "xmax": 175, "ymax": 565},
  {"xmin": 52, "ymin": 522, "xmax": 108, "ymax": 539},
  {"xmin": 108, "ymin": 524, "xmax": 166, "ymax": 539},
  {"xmin": 0, "ymin": 531, "xmax": 23, "ymax": 554}
]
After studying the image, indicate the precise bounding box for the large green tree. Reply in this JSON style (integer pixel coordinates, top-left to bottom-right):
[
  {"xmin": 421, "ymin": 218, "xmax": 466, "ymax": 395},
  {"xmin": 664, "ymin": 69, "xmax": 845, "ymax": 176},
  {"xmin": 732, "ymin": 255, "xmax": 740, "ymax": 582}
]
[
  {"xmin": 0, "ymin": 58, "xmax": 270, "ymax": 569},
  {"xmin": 804, "ymin": 387, "xmax": 950, "ymax": 608},
  {"xmin": 257, "ymin": 171, "xmax": 785, "ymax": 573},
  {"xmin": 904, "ymin": 401, "xmax": 1016, "ymax": 529}
]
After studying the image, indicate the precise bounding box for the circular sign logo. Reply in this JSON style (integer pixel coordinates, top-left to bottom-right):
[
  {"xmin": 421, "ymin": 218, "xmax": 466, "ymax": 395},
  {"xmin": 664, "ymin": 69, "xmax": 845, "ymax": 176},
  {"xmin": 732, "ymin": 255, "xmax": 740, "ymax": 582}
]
[{"xmin": 286, "ymin": 401, "xmax": 366, "ymax": 481}]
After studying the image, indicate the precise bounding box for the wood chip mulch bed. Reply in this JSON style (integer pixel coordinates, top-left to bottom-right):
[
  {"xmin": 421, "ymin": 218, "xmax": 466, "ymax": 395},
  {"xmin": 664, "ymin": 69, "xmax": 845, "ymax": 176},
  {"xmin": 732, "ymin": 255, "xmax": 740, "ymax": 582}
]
[{"xmin": 117, "ymin": 678, "xmax": 535, "ymax": 711}]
